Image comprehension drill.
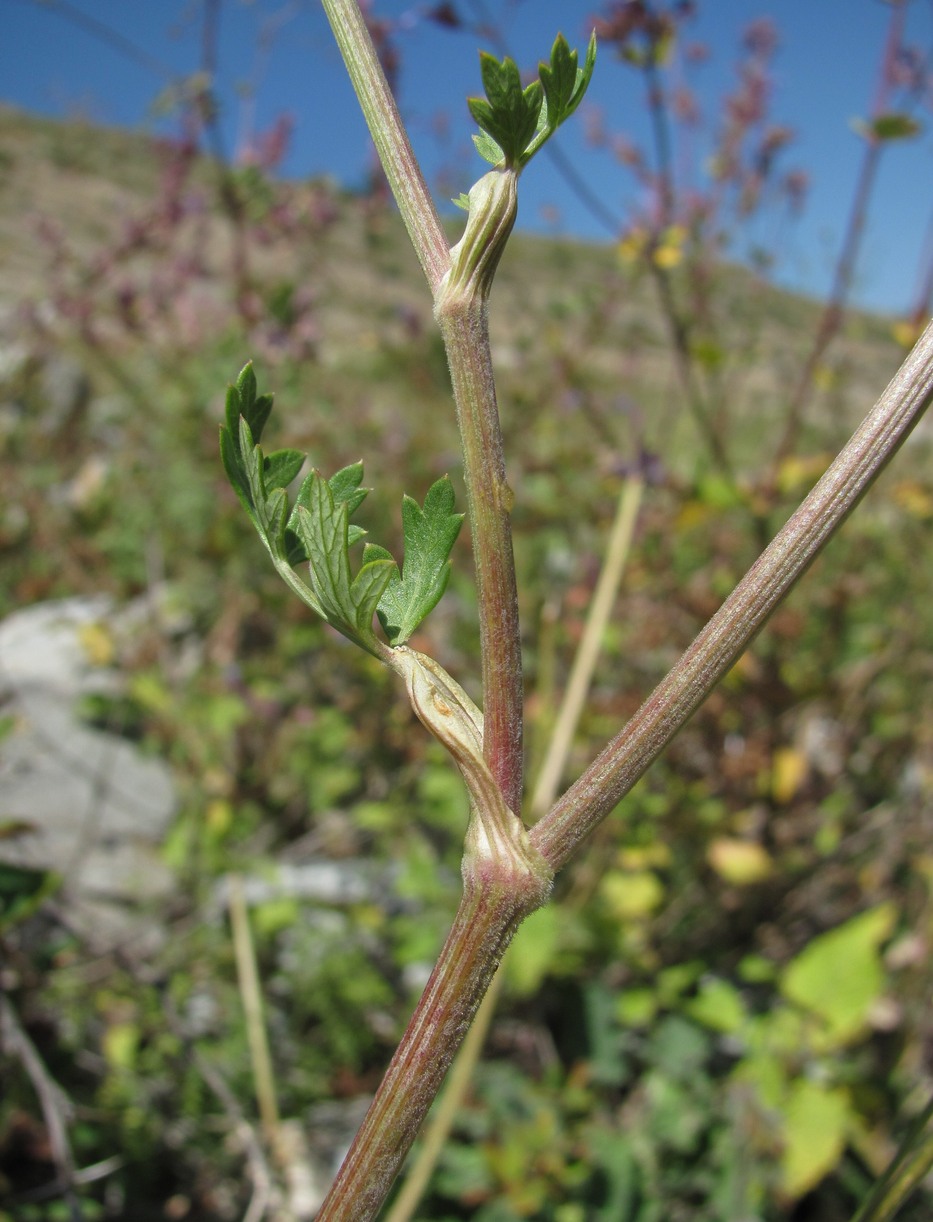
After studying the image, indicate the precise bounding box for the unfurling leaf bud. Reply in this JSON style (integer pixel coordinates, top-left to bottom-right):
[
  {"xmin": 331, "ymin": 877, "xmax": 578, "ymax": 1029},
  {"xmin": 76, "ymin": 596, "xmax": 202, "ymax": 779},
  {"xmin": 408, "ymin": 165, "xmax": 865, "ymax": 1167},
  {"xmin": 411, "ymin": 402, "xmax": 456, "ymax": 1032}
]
[{"xmin": 436, "ymin": 169, "xmax": 518, "ymax": 309}]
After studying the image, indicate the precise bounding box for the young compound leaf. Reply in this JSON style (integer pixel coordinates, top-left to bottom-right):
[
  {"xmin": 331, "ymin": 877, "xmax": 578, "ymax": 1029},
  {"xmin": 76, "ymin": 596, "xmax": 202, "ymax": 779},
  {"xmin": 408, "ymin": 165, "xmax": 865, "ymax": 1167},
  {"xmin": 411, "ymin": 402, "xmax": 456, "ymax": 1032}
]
[
  {"xmin": 467, "ymin": 34, "xmax": 596, "ymax": 172},
  {"xmin": 539, "ymin": 33, "xmax": 581, "ymax": 126},
  {"xmin": 220, "ymin": 364, "xmax": 396, "ymax": 657},
  {"xmin": 292, "ymin": 473, "xmax": 395, "ymax": 650},
  {"xmin": 468, "ymin": 52, "xmax": 543, "ymax": 168},
  {"xmin": 222, "ymin": 364, "xmax": 269, "ymax": 513},
  {"xmin": 219, "ymin": 361, "xmax": 282, "ymax": 525},
  {"xmin": 522, "ymin": 31, "xmax": 597, "ymax": 165},
  {"xmin": 286, "ymin": 461, "xmax": 369, "ymax": 565},
  {"xmin": 367, "ymin": 476, "xmax": 463, "ymax": 646}
]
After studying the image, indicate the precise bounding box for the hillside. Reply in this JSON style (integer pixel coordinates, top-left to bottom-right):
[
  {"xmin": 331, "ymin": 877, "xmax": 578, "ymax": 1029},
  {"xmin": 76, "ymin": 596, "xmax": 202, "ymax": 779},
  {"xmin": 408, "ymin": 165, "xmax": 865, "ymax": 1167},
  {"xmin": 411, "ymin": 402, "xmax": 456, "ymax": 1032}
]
[
  {"xmin": 0, "ymin": 103, "xmax": 904, "ymax": 438},
  {"xmin": 0, "ymin": 103, "xmax": 931, "ymax": 1222}
]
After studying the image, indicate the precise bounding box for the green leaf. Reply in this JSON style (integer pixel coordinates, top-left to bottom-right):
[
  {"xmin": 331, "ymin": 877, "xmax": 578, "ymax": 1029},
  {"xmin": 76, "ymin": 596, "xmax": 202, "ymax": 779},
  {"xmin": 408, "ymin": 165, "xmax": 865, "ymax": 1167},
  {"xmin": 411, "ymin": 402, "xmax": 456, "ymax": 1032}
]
[
  {"xmin": 472, "ymin": 130, "xmax": 506, "ymax": 168},
  {"xmin": 518, "ymin": 31, "xmax": 598, "ymax": 167},
  {"xmin": 507, "ymin": 905, "xmax": 560, "ymax": 997},
  {"xmin": 219, "ymin": 363, "xmax": 289, "ymax": 537},
  {"xmin": 227, "ymin": 361, "xmax": 274, "ymax": 446},
  {"xmin": 684, "ymin": 977, "xmax": 747, "ymax": 1034},
  {"xmin": 220, "ymin": 364, "xmax": 395, "ymax": 653},
  {"xmin": 780, "ymin": 904, "xmax": 895, "ymax": 1048},
  {"xmin": 539, "ymin": 32, "xmax": 593, "ymax": 128},
  {"xmin": 467, "ymin": 51, "xmax": 543, "ymax": 168},
  {"xmin": 293, "ymin": 474, "xmax": 395, "ymax": 649},
  {"xmin": 238, "ymin": 415, "xmax": 292, "ymax": 557},
  {"xmin": 0, "ymin": 861, "xmax": 58, "ymax": 932},
  {"xmin": 327, "ymin": 461, "xmax": 369, "ymax": 515},
  {"xmin": 467, "ymin": 34, "xmax": 596, "ymax": 171},
  {"xmin": 263, "ymin": 448, "xmax": 304, "ymax": 491},
  {"xmin": 287, "ymin": 462, "xmax": 369, "ymax": 564},
  {"xmin": 369, "ymin": 476, "xmax": 463, "ymax": 645}
]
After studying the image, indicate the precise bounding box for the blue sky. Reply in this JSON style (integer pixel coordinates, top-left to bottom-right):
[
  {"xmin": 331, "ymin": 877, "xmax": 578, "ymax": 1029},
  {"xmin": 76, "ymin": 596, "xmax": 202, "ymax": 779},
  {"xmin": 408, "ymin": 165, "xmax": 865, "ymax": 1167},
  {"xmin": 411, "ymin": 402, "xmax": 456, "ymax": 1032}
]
[{"xmin": 6, "ymin": 0, "xmax": 932, "ymax": 314}]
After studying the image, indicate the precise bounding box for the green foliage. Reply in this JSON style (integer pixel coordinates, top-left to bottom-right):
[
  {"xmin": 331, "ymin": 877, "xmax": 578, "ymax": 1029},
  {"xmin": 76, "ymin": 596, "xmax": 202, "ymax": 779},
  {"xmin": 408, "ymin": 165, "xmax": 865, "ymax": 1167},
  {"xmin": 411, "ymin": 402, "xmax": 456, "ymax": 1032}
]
[
  {"xmin": 290, "ymin": 467, "xmax": 396, "ymax": 647},
  {"xmin": 220, "ymin": 361, "xmax": 390, "ymax": 652},
  {"xmin": 469, "ymin": 53, "xmax": 543, "ymax": 170},
  {"xmin": 780, "ymin": 904, "xmax": 896, "ymax": 1048},
  {"xmin": 468, "ymin": 33, "xmax": 597, "ymax": 171},
  {"xmin": 220, "ymin": 362, "xmax": 462, "ymax": 654},
  {"xmin": 365, "ymin": 476, "xmax": 463, "ymax": 645}
]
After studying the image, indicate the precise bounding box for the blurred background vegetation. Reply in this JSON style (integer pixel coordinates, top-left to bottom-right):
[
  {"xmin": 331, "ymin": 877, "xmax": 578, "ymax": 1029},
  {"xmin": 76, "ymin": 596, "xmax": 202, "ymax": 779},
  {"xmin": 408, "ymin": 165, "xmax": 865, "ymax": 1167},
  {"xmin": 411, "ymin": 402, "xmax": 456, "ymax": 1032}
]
[{"xmin": 1, "ymin": 4, "xmax": 932, "ymax": 1218}]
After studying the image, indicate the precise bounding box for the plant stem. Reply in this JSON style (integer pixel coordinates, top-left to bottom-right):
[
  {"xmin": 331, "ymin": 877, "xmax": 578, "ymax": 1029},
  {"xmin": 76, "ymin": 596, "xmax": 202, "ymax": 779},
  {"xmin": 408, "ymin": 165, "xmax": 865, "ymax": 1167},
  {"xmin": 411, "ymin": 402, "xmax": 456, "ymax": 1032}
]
[
  {"xmin": 320, "ymin": 0, "xmax": 450, "ymax": 294},
  {"xmin": 314, "ymin": 852, "xmax": 550, "ymax": 1222},
  {"xmin": 530, "ymin": 476, "xmax": 644, "ymax": 819},
  {"xmin": 383, "ymin": 965, "xmax": 504, "ymax": 1222},
  {"xmin": 435, "ymin": 295, "xmax": 524, "ymax": 811},
  {"xmin": 0, "ymin": 994, "xmax": 81, "ymax": 1220},
  {"xmin": 228, "ymin": 875, "xmax": 281, "ymax": 1154},
  {"xmin": 386, "ymin": 475, "xmax": 643, "ymax": 1219},
  {"xmin": 323, "ymin": 0, "xmax": 524, "ymax": 812},
  {"xmin": 532, "ymin": 317, "xmax": 933, "ymax": 872},
  {"xmin": 850, "ymin": 1093, "xmax": 933, "ymax": 1222}
]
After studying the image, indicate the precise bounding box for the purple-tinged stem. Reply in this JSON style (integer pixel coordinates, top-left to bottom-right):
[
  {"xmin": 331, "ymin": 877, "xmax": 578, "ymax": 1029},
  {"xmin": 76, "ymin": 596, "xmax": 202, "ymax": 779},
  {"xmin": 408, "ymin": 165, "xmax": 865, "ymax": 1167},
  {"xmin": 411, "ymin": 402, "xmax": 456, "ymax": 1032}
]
[
  {"xmin": 532, "ymin": 317, "xmax": 933, "ymax": 872},
  {"xmin": 314, "ymin": 848, "xmax": 550, "ymax": 1222}
]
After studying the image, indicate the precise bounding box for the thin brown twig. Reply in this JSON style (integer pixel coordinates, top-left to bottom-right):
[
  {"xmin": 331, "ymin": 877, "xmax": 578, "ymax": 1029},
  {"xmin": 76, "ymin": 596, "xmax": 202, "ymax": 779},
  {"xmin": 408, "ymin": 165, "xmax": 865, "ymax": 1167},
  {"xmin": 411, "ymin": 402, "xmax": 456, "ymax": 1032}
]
[{"xmin": 0, "ymin": 993, "xmax": 83, "ymax": 1222}]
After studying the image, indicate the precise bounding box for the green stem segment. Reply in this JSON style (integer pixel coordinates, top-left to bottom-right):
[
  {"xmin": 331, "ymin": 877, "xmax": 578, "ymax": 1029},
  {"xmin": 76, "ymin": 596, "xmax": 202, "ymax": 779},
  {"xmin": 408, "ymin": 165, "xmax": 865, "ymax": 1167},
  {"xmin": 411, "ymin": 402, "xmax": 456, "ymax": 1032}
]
[{"xmin": 320, "ymin": 0, "xmax": 450, "ymax": 293}]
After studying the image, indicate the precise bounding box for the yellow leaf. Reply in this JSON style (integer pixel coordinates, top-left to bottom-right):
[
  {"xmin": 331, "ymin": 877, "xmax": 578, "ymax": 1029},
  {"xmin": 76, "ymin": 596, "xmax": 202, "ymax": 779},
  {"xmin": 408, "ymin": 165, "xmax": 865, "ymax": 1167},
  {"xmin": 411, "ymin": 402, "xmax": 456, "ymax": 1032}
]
[
  {"xmin": 707, "ymin": 837, "xmax": 773, "ymax": 885},
  {"xmin": 103, "ymin": 1022, "xmax": 139, "ymax": 1071},
  {"xmin": 780, "ymin": 904, "xmax": 896, "ymax": 1048},
  {"xmin": 205, "ymin": 799, "xmax": 232, "ymax": 836},
  {"xmin": 600, "ymin": 870, "xmax": 665, "ymax": 921},
  {"xmin": 675, "ymin": 500, "xmax": 711, "ymax": 530},
  {"xmin": 813, "ymin": 364, "xmax": 835, "ymax": 392},
  {"xmin": 619, "ymin": 842, "xmax": 671, "ymax": 870},
  {"xmin": 772, "ymin": 747, "xmax": 808, "ymax": 804},
  {"xmin": 780, "ymin": 1081, "xmax": 850, "ymax": 1198},
  {"xmin": 617, "ymin": 228, "xmax": 647, "ymax": 263}
]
